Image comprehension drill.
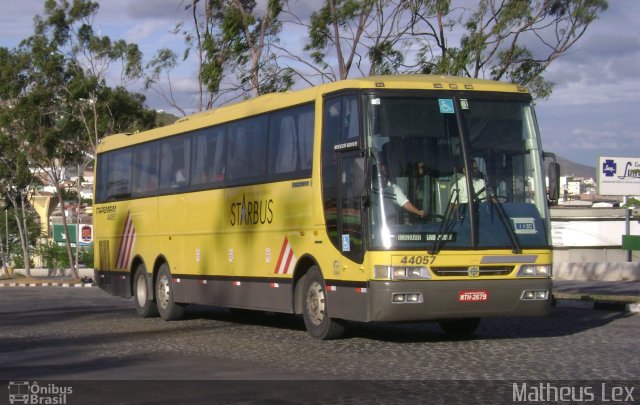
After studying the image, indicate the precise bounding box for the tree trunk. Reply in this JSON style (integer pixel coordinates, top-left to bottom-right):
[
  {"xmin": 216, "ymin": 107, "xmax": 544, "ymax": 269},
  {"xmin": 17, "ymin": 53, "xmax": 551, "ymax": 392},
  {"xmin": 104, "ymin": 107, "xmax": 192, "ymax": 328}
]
[
  {"xmin": 13, "ymin": 209, "xmax": 31, "ymax": 277},
  {"xmin": 7, "ymin": 194, "xmax": 31, "ymax": 277},
  {"xmin": 19, "ymin": 193, "xmax": 32, "ymax": 276}
]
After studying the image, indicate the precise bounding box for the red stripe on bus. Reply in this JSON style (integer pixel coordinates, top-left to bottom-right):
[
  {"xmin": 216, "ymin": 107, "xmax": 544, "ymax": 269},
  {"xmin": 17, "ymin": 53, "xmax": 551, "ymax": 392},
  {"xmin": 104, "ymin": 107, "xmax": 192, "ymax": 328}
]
[
  {"xmin": 274, "ymin": 237, "xmax": 289, "ymax": 274},
  {"xmin": 116, "ymin": 212, "xmax": 131, "ymax": 268},
  {"xmin": 282, "ymin": 247, "xmax": 294, "ymax": 275},
  {"xmin": 117, "ymin": 212, "xmax": 135, "ymax": 269},
  {"xmin": 121, "ymin": 216, "xmax": 134, "ymax": 268}
]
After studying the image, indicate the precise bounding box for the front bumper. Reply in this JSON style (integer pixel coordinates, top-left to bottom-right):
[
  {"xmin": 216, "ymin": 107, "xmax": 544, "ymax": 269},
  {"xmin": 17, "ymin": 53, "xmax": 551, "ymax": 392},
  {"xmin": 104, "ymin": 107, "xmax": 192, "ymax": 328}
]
[{"xmin": 368, "ymin": 278, "xmax": 551, "ymax": 322}]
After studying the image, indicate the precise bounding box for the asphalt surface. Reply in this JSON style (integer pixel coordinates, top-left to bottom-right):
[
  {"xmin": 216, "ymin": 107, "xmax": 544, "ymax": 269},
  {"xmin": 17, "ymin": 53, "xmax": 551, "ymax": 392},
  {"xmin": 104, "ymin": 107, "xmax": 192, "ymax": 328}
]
[{"xmin": 0, "ymin": 285, "xmax": 638, "ymax": 404}]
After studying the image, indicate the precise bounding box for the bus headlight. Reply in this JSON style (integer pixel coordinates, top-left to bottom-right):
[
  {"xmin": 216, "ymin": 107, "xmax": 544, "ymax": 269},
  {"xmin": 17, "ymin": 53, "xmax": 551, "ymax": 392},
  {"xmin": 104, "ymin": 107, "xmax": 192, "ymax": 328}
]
[
  {"xmin": 517, "ymin": 264, "xmax": 552, "ymax": 277},
  {"xmin": 521, "ymin": 290, "xmax": 549, "ymax": 300},
  {"xmin": 392, "ymin": 292, "xmax": 423, "ymax": 304},
  {"xmin": 373, "ymin": 266, "xmax": 431, "ymax": 280}
]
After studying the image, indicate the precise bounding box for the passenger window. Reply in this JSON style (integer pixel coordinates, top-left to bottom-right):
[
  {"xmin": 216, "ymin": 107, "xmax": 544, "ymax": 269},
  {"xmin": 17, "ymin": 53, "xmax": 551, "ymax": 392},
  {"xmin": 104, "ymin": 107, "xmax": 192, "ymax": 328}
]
[
  {"xmin": 159, "ymin": 136, "xmax": 191, "ymax": 192},
  {"xmin": 192, "ymin": 127, "xmax": 226, "ymax": 189},
  {"xmin": 226, "ymin": 115, "xmax": 268, "ymax": 184},
  {"xmin": 132, "ymin": 142, "xmax": 159, "ymax": 198},
  {"xmin": 105, "ymin": 149, "xmax": 132, "ymax": 201},
  {"xmin": 268, "ymin": 104, "xmax": 314, "ymax": 179}
]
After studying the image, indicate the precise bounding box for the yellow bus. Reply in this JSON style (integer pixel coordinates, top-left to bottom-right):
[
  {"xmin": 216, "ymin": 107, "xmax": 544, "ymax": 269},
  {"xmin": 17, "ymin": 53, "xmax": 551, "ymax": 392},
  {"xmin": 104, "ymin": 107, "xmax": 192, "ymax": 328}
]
[{"xmin": 94, "ymin": 75, "xmax": 556, "ymax": 339}]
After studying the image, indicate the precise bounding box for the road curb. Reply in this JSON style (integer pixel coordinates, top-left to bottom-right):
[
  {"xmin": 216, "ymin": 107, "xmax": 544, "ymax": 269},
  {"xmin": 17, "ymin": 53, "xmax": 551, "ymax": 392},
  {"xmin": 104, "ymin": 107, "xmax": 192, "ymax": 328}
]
[
  {"xmin": 0, "ymin": 282, "xmax": 94, "ymax": 288},
  {"xmin": 553, "ymin": 293, "xmax": 640, "ymax": 313}
]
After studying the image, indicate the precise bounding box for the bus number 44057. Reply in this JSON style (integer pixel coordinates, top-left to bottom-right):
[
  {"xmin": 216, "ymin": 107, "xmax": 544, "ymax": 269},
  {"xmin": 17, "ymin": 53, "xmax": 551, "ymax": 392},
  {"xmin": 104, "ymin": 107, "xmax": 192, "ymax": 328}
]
[{"xmin": 400, "ymin": 256, "xmax": 435, "ymax": 265}]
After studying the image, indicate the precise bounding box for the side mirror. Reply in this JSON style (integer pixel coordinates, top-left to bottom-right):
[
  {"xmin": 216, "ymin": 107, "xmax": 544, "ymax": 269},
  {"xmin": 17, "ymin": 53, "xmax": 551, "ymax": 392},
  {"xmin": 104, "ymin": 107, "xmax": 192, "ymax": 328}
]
[{"xmin": 547, "ymin": 162, "xmax": 560, "ymax": 205}]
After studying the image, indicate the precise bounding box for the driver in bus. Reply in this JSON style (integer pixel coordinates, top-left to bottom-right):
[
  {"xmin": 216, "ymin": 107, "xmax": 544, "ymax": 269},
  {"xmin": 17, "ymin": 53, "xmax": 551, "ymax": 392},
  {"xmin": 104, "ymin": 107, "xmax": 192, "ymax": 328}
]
[{"xmin": 379, "ymin": 162, "xmax": 426, "ymax": 218}]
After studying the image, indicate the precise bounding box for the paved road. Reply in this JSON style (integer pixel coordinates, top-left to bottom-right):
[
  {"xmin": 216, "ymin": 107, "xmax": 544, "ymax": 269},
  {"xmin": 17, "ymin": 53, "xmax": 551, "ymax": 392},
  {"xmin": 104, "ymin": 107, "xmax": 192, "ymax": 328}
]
[{"xmin": 1, "ymin": 287, "xmax": 638, "ymax": 404}]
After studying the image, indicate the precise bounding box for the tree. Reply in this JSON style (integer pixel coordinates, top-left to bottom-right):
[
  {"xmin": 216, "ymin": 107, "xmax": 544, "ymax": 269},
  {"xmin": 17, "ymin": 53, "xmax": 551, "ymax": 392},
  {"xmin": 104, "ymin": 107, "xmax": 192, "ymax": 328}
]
[
  {"xmin": 147, "ymin": 0, "xmax": 291, "ymax": 114},
  {"xmin": 0, "ymin": 47, "xmax": 39, "ymax": 276},
  {"xmin": 411, "ymin": 0, "xmax": 608, "ymax": 99},
  {"xmin": 219, "ymin": 0, "xmax": 292, "ymax": 97},
  {"xmin": 305, "ymin": 0, "xmax": 377, "ymax": 81},
  {"xmin": 13, "ymin": 0, "xmax": 154, "ymax": 278},
  {"xmin": 302, "ymin": 0, "xmax": 608, "ymax": 99}
]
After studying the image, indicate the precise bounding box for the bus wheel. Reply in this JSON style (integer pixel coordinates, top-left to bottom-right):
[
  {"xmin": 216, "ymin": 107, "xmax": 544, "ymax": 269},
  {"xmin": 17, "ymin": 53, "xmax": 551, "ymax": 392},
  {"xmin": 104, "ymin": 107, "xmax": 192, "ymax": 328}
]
[
  {"xmin": 438, "ymin": 318, "xmax": 481, "ymax": 338},
  {"xmin": 133, "ymin": 264, "xmax": 158, "ymax": 318},
  {"xmin": 302, "ymin": 267, "xmax": 345, "ymax": 340},
  {"xmin": 155, "ymin": 263, "xmax": 185, "ymax": 321}
]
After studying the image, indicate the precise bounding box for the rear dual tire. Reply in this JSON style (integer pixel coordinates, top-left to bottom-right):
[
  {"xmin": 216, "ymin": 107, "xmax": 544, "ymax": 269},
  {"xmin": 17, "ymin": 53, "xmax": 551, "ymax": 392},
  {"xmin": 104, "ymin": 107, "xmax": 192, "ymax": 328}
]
[{"xmin": 133, "ymin": 264, "xmax": 158, "ymax": 318}]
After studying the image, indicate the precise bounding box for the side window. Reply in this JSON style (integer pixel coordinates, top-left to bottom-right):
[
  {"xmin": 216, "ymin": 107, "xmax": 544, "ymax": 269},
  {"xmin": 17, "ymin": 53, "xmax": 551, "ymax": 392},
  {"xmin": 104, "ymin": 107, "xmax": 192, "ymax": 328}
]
[
  {"xmin": 343, "ymin": 96, "xmax": 360, "ymax": 140},
  {"xmin": 226, "ymin": 115, "xmax": 268, "ymax": 185},
  {"xmin": 132, "ymin": 142, "xmax": 159, "ymax": 198},
  {"xmin": 95, "ymin": 154, "xmax": 109, "ymax": 203},
  {"xmin": 105, "ymin": 149, "xmax": 132, "ymax": 201},
  {"xmin": 192, "ymin": 126, "xmax": 226, "ymax": 189},
  {"xmin": 268, "ymin": 103, "xmax": 314, "ymax": 179},
  {"xmin": 159, "ymin": 136, "xmax": 191, "ymax": 192},
  {"xmin": 322, "ymin": 97, "xmax": 342, "ymax": 167}
]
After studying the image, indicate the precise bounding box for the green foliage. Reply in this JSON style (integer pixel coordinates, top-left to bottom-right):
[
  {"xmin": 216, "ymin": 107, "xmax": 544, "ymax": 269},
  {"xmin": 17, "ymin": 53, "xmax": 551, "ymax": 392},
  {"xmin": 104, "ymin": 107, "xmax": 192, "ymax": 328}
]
[
  {"xmin": 420, "ymin": 0, "xmax": 608, "ymax": 99},
  {"xmin": 624, "ymin": 197, "xmax": 640, "ymax": 209},
  {"xmin": 164, "ymin": 0, "xmax": 289, "ymax": 109},
  {"xmin": 303, "ymin": 0, "xmax": 607, "ymax": 99},
  {"xmin": 78, "ymin": 247, "xmax": 93, "ymax": 268},
  {"xmin": 368, "ymin": 40, "xmax": 404, "ymax": 76},
  {"xmin": 0, "ymin": 0, "xmax": 156, "ymax": 276},
  {"xmin": 0, "ymin": 206, "xmax": 40, "ymax": 266},
  {"xmin": 39, "ymin": 241, "xmax": 70, "ymax": 270},
  {"xmin": 305, "ymin": 0, "xmax": 375, "ymax": 79}
]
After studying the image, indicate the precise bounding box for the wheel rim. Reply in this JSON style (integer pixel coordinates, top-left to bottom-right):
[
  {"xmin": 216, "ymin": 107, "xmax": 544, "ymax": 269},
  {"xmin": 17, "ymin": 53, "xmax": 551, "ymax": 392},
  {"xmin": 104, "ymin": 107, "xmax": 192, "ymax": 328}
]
[
  {"xmin": 135, "ymin": 274, "xmax": 147, "ymax": 307},
  {"xmin": 306, "ymin": 280, "xmax": 325, "ymax": 326},
  {"xmin": 157, "ymin": 274, "xmax": 171, "ymax": 310}
]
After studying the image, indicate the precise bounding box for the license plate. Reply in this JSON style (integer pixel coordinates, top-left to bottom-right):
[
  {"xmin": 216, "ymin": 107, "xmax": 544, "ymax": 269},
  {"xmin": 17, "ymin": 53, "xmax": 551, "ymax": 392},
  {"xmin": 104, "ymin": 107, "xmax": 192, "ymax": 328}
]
[{"xmin": 458, "ymin": 290, "xmax": 488, "ymax": 302}]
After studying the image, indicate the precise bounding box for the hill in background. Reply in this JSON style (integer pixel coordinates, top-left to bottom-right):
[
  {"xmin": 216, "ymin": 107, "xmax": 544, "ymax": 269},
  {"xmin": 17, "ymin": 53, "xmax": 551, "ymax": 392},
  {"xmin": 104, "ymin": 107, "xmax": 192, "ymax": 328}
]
[{"xmin": 557, "ymin": 156, "xmax": 596, "ymax": 179}]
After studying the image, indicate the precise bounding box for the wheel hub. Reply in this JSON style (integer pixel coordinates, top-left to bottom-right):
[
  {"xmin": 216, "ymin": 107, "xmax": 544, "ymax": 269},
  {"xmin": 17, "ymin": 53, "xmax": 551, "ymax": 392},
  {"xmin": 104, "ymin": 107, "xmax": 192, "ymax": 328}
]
[
  {"xmin": 136, "ymin": 274, "xmax": 147, "ymax": 307},
  {"xmin": 157, "ymin": 275, "xmax": 171, "ymax": 309},
  {"xmin": 306, "ymin": 281, "xmax": 325, "ymax": 326}
]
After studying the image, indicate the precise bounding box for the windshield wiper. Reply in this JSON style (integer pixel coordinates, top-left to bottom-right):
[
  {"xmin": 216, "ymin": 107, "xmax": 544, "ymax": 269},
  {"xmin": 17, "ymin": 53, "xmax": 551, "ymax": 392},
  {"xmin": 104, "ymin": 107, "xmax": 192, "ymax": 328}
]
[
  {"xmin": 429, "ymin": 188, "xmax": 460, "ymax": 255},
  {"xmin": 486, "ymin": 188, "xmax": 522, "ymax": 254}
]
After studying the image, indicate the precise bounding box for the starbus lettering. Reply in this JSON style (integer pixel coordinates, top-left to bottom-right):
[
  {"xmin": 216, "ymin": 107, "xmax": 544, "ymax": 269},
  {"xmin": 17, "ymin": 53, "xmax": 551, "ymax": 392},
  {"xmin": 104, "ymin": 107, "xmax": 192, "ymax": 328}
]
[{"xmin": 230, "ymin": 193, "xmax": 274, "ymax": 226}]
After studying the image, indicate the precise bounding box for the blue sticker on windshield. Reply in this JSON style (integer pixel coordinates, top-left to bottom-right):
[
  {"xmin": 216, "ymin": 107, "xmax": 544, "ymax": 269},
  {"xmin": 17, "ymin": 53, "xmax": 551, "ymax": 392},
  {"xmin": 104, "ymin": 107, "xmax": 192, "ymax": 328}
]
[
  {"xmin": 342, "ymin": 234, "xmax": 351, "ymax": 252},
  {"xmin": 438, "ymin": 98, "xmax": 455, "ymax": 114}
]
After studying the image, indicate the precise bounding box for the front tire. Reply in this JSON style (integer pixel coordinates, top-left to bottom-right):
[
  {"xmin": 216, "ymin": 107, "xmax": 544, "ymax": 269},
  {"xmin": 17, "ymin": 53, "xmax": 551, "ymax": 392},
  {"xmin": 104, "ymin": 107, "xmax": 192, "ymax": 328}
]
[
  {"xmin": 155, "ymin": 263, "xmax": 185, "ymax": 321},
  {"xmin": 133, "ymin": 264, "xmax": 158, "ymax": 318},
  {"xmin": 302, "ymin": 267, "xmax": 345, "ymax": 340}
]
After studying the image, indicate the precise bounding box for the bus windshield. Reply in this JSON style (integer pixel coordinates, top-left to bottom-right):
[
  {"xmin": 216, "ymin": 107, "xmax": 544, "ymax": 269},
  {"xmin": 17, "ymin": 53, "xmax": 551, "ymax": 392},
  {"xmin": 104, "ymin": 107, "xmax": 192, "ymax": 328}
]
[{"xmin": 365, "ymin": 93, "xmax": 550, "ymax": 251}]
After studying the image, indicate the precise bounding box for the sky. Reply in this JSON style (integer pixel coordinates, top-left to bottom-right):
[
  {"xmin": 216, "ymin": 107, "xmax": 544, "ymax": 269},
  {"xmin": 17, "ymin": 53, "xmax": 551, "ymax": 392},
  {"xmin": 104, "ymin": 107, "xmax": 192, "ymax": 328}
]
[{"xmin": 0, "ymin": 0, "xmax": 639, "ymax": 169}]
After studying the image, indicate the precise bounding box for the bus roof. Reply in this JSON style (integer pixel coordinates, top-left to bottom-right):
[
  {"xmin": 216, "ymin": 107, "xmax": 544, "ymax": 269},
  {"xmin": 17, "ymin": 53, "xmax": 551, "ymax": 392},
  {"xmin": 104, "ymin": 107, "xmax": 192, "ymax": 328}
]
[{"xmin": 97, "ymin": 74, "xmax": 528, "ymax": 153}]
